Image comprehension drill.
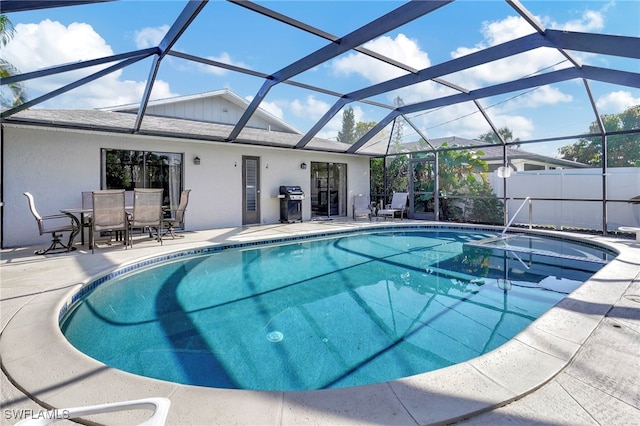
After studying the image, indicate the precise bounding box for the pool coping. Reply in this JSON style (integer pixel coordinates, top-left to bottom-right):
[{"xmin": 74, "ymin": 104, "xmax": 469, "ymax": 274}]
[{"xmin": 2, "ymin": 221, "xmax": 639, "ymax": 425}]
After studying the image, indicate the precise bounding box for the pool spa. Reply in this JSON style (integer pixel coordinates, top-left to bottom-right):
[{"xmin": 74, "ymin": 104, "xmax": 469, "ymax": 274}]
[{"xmin": 60, "ymin": 227, "xmax": 616, "ymax": 392}]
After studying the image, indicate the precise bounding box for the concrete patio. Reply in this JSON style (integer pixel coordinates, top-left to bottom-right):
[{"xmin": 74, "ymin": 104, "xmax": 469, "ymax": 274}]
[{"xmin": 1, "ymin": 221, "xmax": 639, "ymax": 425}]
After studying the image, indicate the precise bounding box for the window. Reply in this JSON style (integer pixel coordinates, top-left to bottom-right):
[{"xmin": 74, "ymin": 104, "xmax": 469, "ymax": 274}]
[{"xmin": 101, "ymin": 149, "xmax": 183, "ymax": 207}]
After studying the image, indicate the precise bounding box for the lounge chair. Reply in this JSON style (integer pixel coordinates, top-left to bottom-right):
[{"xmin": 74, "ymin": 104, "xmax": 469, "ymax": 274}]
[
  {"xmin": 23, "ymin": 192, "xmax": 79, "ymax": 255},
  {"xmin": 129, "ymin": 188, "xmax": 164, "ymax": 246},
  {"xmin": 377, "ymin": 192, "xmax": 408, "ymax": 220},
  {"xmin": 352, "ymin": 194, "xmax": 373, "ymax": 221},
  {"xmin": 162, "ymin": 189, "xmax": 190, "ymax": 239},
  {"xmin": 90, "ymin": 190, "xmax": 129, "ymax": 253}
]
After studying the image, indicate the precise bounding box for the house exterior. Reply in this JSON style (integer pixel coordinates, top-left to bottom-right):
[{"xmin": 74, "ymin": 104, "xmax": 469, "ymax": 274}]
[
  {"xmin": 397, "ymin": 136, "xmax": 588, "ymax": 171},
  {"xmin": 1, "ymin": 91, "xmax": 370, "ymax": 248}
]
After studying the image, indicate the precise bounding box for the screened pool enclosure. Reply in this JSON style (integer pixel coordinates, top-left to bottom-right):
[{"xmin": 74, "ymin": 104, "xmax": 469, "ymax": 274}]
[{"xmin": 2, "ymin": 0, "xmax": 639, "ymax": 235}]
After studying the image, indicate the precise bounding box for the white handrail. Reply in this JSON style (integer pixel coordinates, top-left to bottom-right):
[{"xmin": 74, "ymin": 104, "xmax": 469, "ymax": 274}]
[{"xmin": 502, "ymin": 197, "xmax": 532, "ymax": 235}]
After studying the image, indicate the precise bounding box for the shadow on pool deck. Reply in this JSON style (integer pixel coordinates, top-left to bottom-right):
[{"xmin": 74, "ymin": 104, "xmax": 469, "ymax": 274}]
[{"xmin": 1, "ymin": 221, "xmax": 639, "ymax": 425}]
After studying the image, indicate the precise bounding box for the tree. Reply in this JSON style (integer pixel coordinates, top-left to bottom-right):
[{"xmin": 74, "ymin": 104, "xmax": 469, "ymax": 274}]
[
  {"xmin": 412, "ymin": 140, "xmax": 503, "ymax": 224},
  {"xmin": 478, "ymin": 126, "xmax": 520, "ymax": 146},
  {"xmin": 337, "ymin": 107, "xmax": 356, "ymax": 144},
  {"xmin": 391, "ymin": 96, "xmax": 405, "ymax": 146},
  {"xmin": 559, "ymin": 105, "xmax": 640, "ymax": 167},
  {"xmin": 354, "ymin": 121, "xmax": 377, "ymax": 141},
  {"xmin": 0, "ymin": 15, "xmax": 27, "ymax": 108}
]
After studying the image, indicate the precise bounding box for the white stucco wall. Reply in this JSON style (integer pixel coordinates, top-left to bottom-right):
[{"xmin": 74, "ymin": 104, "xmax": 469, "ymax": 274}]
[{"xmin": 2, "ymin": 124, "xmax": 370, "ymax": 248}]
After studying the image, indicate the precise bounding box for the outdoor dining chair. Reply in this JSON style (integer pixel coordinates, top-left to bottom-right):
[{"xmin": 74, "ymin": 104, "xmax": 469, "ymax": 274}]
[
  {"xmin": 23, "ymin": 192, "xmax": 79, "ymax": 255},
  {"xmin": 162, "ymin": 189, "xmax": 191, "ymax": 239},
  {"xmin": 129, "ymin": 188, "xmax": 164, "ymax": 246},
  {"xmin": 90, "ymin": 189, "xmax": 129, "ymax": 253},
  {"xmin": 80, "ymin": 190, "xmax": 94, "ymax": 230}
]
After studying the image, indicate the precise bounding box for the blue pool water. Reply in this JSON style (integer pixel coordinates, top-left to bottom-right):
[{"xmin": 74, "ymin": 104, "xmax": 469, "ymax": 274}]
[{"xmin": 61, "ymin": 229, "xmax": 614, "ymax": 391}]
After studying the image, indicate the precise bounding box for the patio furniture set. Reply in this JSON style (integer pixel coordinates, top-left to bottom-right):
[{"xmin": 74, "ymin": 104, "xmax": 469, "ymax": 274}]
[
  {"xmin": 24, "ymin": 189, "xmax": 190, "ymax": 255},
  {"xmin": 353, "ymin": 192, "xmax": 408, "ymax": 221}
]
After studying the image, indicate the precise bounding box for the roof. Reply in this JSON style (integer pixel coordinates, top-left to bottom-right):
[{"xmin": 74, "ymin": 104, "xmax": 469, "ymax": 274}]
[{"xmin": 5, "ymin": 108, "xmax": 353, "ymax": 153}]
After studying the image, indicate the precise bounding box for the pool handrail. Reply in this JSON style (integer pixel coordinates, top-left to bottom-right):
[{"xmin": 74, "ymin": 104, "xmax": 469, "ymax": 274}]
[{"xmin": 502, "ymin": 197, "xmax": 532, "ymax": 235}]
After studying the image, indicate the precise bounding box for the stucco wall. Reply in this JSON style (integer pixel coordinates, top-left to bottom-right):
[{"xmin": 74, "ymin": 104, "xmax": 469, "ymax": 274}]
[{"xmin": 2, "ymin": 124, "xmax": 370, "ymax": 248}]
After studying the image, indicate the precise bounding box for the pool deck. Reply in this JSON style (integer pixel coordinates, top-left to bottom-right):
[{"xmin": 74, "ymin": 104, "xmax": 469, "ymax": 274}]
[{"xmin": 1, "ymin": 220, "xmax": 639, "ymax": 425}]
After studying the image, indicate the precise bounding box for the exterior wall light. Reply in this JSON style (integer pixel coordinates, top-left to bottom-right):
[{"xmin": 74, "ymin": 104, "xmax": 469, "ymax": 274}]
[
  {"xmin": 300, "ymin": 162, "xmax": 307, "ymax": 170},
  {"xmin": 193, "ymin": 156, "xmax": 201, "ymax": 165}
]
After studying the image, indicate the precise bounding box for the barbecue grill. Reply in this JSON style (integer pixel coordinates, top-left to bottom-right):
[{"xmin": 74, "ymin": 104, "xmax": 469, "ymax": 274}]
[{"xmin": 279, "ymin": 185, "xmax": 304, "ymax": 223}]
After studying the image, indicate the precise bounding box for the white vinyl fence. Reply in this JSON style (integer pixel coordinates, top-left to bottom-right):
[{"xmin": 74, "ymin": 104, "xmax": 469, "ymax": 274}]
[{"xmin": 490, "ymin": 167, "xmax": 640, "ymax": 232}]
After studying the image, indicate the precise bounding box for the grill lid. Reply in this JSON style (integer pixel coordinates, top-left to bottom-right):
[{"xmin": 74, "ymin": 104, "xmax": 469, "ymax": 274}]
[{"xmin": 279, "ymin": 185, "xmax": 304, "ymax": 195}]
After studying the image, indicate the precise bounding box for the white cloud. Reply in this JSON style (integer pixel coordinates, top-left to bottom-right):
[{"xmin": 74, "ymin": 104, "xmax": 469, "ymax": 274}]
[
  {"xmin": 450, "ymin": 16, "xmax": 569, "ymax": 88},
  {"xmin": 198, "ymin": 52, "xmax": 249, "ymax": 76},
  {"xmin": 332, "ymin": 34, "xmax": 430, "ymax": 83},
  {"xmin": 498, "ymin": 85, "xmax": 573, "ymax": 111},
  {"xmin": 290, "ymin": 95, "xmax": 331, "ymax": 119},
  {"xmin": 245, "ymin": 96, "xmax": 284, "ymax": 120},
  {"xmin": 134, "ymin": 25, "xmax": 169, "ymax": 49},
  {"xmin": 596, "ymin": 90, "xmax": 640, "ymax": 113},
  {"xmin": 547, "ymin": 9, "xmax": 606, "ymax": 32},
  {"xmin": 3, "ymin": 20, "xmax": 113, "ymax": 74},
  {"xmin": 2, "ymin": 19, "xmax": 178, "ymax": 109},
  {"xmin": 480, "ymin": 15, "xmax": 537, "ymax": 46},
  {"xmin": 305, "ymin": 5, "xmax": 614, "ymax": 143}
]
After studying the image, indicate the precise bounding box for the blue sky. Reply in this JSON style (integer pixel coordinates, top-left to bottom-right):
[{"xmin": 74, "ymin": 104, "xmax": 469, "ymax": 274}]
[{"xmin": 2, "ymin": 0, "xmax": 639, "ymax": 156}]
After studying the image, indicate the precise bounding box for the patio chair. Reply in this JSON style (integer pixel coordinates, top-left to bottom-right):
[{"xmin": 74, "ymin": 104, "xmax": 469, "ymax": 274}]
[
  {"xmin": 352, "ymin": 194, "xmax": 373, "ymax": 221},
  {"xmin": 162, "ymin": 189, "xmax": 190, "ymax": 239},
  {"xmin": 377, "ymin": 192, "xmax": 409, "ymax": 220},
  {"xmin": 80, "ymin": 189, "xmax": 94, "ymax": 226},
  {"xmin": 129, "ymin": 188, "xmax": 164, "ymax": 246},
  {"xmin": 23, "ymin": 192, "xmax": 79, "ymax": 255},
  {"xmin": 125, "ymin": 190, "xmax": 134, "ymax": 207},
  {"xmin": 90, "ymin": 190, "xmax": 129, "ymax": 253}
]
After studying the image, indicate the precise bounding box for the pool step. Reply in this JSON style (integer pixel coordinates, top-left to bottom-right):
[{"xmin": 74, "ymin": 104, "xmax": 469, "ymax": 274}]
[{"xmin": 464, "ymin": 235, "xmax": 609, "ymax": 265}]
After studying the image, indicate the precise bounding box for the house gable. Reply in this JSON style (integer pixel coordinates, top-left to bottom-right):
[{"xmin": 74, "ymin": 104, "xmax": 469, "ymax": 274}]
[{"xmin": 100, "ymin": 89, "xmax": 300, "ymax": 134}]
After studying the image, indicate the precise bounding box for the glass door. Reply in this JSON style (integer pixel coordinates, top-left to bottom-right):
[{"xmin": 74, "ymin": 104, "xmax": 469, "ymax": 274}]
[
  {"xmin": 410, "ymin": 155, "xmax": 437, "ymax": 220},
  {"xmin": 310, "ymin": 162, "xmax": 347, "ymax": 218}
]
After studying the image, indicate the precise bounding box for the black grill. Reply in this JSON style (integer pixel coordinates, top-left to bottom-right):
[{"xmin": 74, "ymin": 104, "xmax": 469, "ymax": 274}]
[{"xmin": 279, "ymin": 185, "xmax": 304, "ymax": 223}]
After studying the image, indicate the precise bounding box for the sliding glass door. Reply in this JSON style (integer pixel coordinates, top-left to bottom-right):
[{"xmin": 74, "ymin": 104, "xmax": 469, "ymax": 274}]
[
  {"xmin": 101, "ymin": 149, "xmax": 183, "ymax": 209},
  {"xmin": 310, "ymin": 162, "xmax": 347, "ymax": 217}
]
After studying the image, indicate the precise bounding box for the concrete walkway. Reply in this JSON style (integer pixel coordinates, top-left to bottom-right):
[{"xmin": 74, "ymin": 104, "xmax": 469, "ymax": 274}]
[{"xmin": 1, "ymin": 221, "xmax": 639, "ymax": 425}]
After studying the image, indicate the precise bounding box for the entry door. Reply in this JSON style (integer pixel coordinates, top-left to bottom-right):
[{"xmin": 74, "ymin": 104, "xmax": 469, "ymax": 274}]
[
  {"xmin": 410, "ymin": 157, "xmax": 437, "ymax": 220},
  {"xmin": 242, "ymin": 156, "xmax": 260, "ymax": 225}
]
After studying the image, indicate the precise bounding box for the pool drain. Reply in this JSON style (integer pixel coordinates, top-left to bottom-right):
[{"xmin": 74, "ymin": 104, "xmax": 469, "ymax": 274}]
[{"xmin": 267, "ymin": 331, "xmax": 284, "ymax": 342}]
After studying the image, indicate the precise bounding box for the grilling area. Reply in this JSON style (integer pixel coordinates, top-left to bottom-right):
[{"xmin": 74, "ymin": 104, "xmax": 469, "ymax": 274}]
[{"xmin": 279, "ymin": 185, "xmax": 305, "ymax": 223}]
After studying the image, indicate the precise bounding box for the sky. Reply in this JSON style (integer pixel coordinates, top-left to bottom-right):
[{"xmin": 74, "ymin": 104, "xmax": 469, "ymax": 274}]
[{"xmin": 2, "ymin": 0, "xmax": 639, "ymax": 157}]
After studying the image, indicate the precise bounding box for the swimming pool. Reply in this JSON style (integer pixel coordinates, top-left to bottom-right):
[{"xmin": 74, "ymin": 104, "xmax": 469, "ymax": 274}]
[{"xmin": 60, "ymin": 227, "xmax": 615, "ymax": 391}]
